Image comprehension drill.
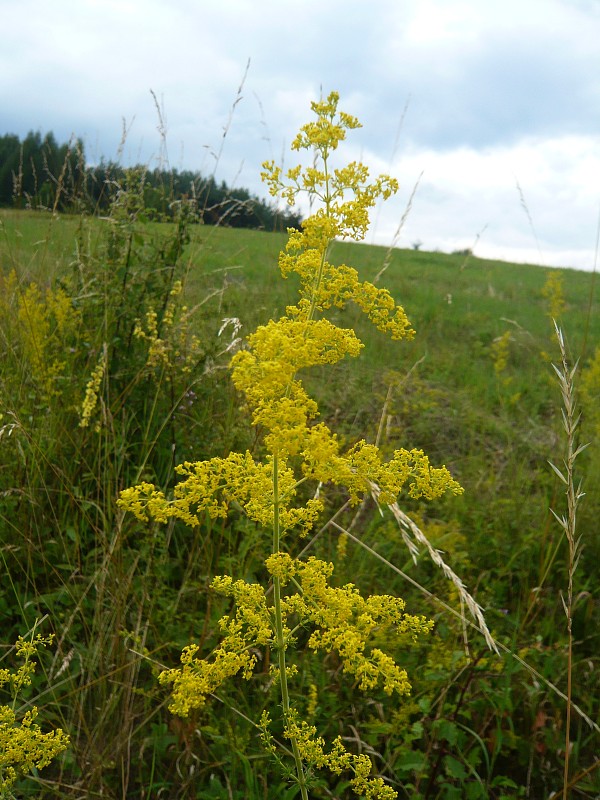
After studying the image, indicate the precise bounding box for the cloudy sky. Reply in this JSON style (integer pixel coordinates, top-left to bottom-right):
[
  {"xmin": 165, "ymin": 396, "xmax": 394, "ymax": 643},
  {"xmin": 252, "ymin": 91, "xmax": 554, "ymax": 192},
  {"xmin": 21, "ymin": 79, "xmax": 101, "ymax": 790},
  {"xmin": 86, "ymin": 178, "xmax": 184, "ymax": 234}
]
[{"xmin": 2, "ymin": 0, "xmax": 599, "ymax": 270}]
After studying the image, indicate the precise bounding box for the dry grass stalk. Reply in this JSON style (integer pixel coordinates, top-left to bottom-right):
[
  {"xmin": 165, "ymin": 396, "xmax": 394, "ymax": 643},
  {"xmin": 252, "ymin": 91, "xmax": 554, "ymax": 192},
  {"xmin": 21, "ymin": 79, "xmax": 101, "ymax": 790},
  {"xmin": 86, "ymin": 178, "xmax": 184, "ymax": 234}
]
[
  {"xmin": 369, "ymin": 481, "xmax": 498, "ymax": 653},
  {"xmin": 548, "ymin": 322, "xmax": 588, "ymax": 800},
  {"xmin": 327, "ymin": 515, "xmax": 599, "ymax": 736}
]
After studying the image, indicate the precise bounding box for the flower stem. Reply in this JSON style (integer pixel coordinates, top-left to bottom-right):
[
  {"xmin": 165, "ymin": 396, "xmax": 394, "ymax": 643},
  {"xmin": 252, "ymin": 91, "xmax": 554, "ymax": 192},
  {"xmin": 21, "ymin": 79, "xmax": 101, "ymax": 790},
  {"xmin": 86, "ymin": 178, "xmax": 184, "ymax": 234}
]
[{"xmin": 272, "ymin": 454, "xmax": 309, "ymax": 800}]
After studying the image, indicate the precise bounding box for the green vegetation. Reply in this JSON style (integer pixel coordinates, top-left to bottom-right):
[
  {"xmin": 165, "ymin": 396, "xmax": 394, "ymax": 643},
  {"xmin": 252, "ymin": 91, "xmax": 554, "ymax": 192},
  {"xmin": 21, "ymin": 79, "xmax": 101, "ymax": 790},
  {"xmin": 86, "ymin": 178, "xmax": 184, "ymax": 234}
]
[
  {"xmin": 0, "ymin": 96, "xmax": 599, "ymax": 798},
  {"xmin": 0, "ymin": 131, "xmax": 301, "ymax": 230}
]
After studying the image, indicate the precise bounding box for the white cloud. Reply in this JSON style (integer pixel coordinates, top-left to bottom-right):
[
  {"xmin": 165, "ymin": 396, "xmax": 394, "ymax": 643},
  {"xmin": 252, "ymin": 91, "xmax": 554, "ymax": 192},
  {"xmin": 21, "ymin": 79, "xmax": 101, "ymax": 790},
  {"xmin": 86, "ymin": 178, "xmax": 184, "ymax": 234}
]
[{"xmin": 359, "ymin": 135, "xmax": 600, "ymax": 269}]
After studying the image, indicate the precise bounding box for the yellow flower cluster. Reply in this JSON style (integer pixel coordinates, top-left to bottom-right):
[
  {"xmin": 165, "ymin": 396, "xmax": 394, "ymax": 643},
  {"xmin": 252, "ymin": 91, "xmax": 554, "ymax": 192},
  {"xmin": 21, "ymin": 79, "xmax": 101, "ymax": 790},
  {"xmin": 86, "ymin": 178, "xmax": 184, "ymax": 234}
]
[
  {"xmin": 158, "ymin": 555, "xmax": 431, "ymax": 721},
  {"xmin": 0, "ymin": 633, "xmax": 69, "ymax": 796},
  {"xmin": 541, "ymin": 269, "xmax": 566, "ymax": 320},
  {"xmin": 0, "ymin": 635, "xmax": 46, "ymax": 695},
  {"xmin": 119, "ymin": 90, "xmax": 461, "ymax": 539},
  {"xmin": 119, "ymin": 442, "xmax": 460, "ymax": 536},
  {"xmin": 119, "ymin": 453, "xmax": 323, "ymax": 535},
  {"xmin": 306, "ymin": 683, "xmax": 318, "ymax": 720},
  {"xmin": 132, "ymin": 279, "xmax": 202, "ymax": 375},
  {"xmin": 0, "ymin": 707, "xmax": 69, "ymax": 796},
  {"xmin": 263, "ymin": 98, "xmax": 410, "ymax": 339},
  {"xmin": 231, "ymin": 316, "xmax": 362, "ymax": 455},
  {"xmin": 491, "ymin": 330, "xmax": 512, "ymax": 377},
  {"xmin": 581, "ymin": 345, "xmax": 600, "ymax": 436},
  {"xmin": 79, "ymin": 346, "xmax": 107, "ymax": 429},
  {"xmin": 282, "ymin": 711, "xmax": 397, "ymax": 800},
  {"xmin": 279, "ymin": 556, "xmax": 432, "ymax": 695},
  {"xmin": 0, "ymin": 270, "xmax": 80, "ymax": 403},
  {"xmin": 158, "ymin": 642, "xmax": 254, "ymax": 718}
]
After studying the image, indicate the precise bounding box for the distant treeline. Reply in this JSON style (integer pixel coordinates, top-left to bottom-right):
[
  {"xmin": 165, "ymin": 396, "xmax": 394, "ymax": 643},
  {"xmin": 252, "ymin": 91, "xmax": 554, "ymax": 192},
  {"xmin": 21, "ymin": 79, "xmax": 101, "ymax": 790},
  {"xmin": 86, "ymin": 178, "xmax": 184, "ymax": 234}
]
[{"xmin": 0, "ymin": 130, "xmax": 302, "ymax": 231}]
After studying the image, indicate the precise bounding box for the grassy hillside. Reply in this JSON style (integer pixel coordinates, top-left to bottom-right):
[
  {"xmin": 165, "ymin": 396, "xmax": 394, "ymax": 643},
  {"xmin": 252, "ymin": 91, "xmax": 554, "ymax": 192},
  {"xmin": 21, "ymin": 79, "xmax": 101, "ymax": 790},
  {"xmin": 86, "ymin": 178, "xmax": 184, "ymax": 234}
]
[{"xmin": 1, "ymin": 205, "xmax": 599, "ymax": 798}]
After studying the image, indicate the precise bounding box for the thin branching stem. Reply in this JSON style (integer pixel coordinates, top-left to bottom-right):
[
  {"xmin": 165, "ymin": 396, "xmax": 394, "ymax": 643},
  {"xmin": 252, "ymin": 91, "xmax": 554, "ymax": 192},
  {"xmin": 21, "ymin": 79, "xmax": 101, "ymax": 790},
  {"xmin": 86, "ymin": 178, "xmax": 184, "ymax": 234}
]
[{"xmin": 272, "ymin": 454, "xmax": 309, "ymax": 800}]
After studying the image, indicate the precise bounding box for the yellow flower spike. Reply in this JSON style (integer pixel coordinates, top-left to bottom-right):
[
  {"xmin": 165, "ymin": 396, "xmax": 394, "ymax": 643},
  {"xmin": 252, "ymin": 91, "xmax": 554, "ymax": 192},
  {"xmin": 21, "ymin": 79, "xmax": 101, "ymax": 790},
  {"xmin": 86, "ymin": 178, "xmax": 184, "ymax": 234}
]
[
  {"xmin": 79, "ymin": 347, "xmax": 107, "ymax": 429},
  {"xmin": 118, "ymin": 91, "xmax": 465, "ymax": 800},
  {"xmin": 0, "ymin": 631, "xmax": 69, "ymax": 795},
  {"xmin": 306, "ymin": 683, "xmax": 318, "ymax": 719},
  {"xmin": 265, "ymin": 551, "xmax": 296, "ymax": 583},
  {"xmin": 9, "ymin": 271, "xmax": 80, "ymax": 403},
  {"xmin": 282, "ymin": 714, "xmax": 398, "ymax": 800}
]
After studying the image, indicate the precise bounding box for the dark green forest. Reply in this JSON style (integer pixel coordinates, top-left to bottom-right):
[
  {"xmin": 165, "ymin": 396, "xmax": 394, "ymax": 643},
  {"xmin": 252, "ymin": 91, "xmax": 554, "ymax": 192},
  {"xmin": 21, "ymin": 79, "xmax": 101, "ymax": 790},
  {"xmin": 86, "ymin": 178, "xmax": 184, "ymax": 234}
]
[{"xmin": 0, "ymin": 130, "xmax": 302, "ymax": 230}]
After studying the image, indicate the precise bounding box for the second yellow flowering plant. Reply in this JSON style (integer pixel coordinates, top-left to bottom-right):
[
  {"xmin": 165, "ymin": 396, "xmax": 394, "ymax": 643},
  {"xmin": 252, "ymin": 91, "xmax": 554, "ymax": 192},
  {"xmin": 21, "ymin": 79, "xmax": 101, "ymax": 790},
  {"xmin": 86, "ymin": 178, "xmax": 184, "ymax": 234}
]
[
  {"xmin": 120, "ymin": 92, "xmax": 463, "ymax": 798},
  {"xmin": 0, "ymin": 629, "xmax": 69, "ymax": 798}
]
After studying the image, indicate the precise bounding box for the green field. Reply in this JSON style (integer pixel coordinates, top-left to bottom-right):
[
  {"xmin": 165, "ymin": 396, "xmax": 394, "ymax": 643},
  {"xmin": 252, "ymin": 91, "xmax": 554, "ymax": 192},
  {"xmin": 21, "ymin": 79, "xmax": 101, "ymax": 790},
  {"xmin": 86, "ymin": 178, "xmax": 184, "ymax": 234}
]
[{"xmin": 1, "ymin": 203, "xmax": 599, "ymax": 799}]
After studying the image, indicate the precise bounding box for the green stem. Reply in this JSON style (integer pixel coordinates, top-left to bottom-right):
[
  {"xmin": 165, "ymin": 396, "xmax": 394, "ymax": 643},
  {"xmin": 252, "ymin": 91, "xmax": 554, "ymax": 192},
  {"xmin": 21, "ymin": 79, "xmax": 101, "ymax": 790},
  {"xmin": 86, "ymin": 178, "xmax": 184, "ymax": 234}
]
[
  {"xmin": 306, "ymin": 149, "xmax": 331, "ymax": 326},
  {"xmin": 272, "ymin": 454, "xmax": 309, "ymax": 800}
]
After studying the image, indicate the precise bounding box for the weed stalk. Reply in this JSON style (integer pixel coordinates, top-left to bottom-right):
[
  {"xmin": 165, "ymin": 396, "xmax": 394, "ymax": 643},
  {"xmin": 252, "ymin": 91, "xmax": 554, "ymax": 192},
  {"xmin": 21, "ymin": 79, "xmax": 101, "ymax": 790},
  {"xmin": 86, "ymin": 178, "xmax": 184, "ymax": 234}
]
[{"xmin": 549, "ymin": 322, "xmax": 587, "ymax": 800}]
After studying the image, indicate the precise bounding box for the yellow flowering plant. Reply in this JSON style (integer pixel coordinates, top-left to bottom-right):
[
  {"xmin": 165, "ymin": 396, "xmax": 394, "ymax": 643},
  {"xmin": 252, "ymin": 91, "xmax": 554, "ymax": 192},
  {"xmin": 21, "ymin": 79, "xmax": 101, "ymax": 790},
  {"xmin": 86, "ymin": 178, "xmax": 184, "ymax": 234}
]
[
  {"xmin": 0, "ymin": 270, "xmax": 81, "ymax": 406},
  {"xmin": 0, "ymin": 629, "xmax": 69, "ymax": 798},
  {"xmin": 120, "ymin": 91, "xmax": 463, "ymax": 798}
]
